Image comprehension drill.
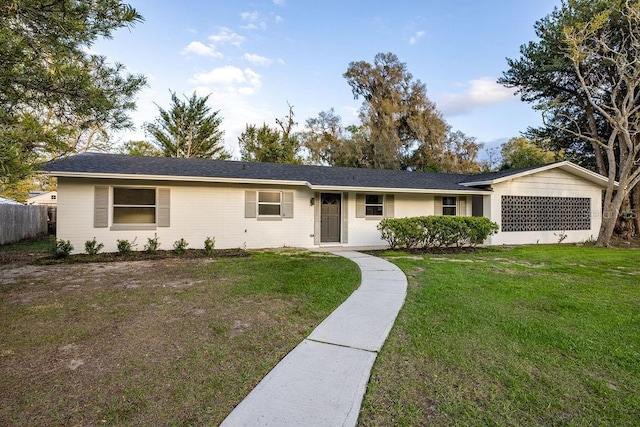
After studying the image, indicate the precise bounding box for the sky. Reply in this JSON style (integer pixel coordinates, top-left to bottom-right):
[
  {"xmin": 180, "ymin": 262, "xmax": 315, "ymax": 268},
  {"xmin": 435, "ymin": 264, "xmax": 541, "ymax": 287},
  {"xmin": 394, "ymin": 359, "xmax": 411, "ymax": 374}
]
[{"xmin": 94, "ymin": 0, "xmax": 562, "ymax": 159}]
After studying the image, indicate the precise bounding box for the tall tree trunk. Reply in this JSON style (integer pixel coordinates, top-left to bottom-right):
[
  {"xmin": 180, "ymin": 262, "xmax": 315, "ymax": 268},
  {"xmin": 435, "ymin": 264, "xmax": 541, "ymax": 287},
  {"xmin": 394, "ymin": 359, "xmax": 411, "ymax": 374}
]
[
  {"xmin": 598, "ymin": 186, "xmax": 627, "ymax": 246},
  {"xmin": 616, "ymin": 195, "xmax": 634, "ymax": 239},
  {"xmin": 632, "ymin": 185, "xmax": 640, "ymax": 237},
  {"xmin": 585, "ymin": 103, "xmax": 608, "ymax": 176},
  {"xmin": 596, "ymin": 144, "xmax": 620, "ymax": 247}
]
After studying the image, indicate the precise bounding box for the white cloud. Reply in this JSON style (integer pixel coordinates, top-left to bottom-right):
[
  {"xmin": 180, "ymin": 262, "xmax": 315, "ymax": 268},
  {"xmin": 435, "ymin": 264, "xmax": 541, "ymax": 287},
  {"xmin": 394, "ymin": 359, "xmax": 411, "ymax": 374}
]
[
  {"xmin": 243, "ymin": 53, "xmax": 273, "ymax": 66},
  {"xmin": 189, "ymin": 66, "xmax": 262, "ymax": 93},
  {"xmin": 188, "ymin": 67, "xmax": 270, "ymax": 156},
  {"xmin": 182, "ymin": 41, "xmax": 222, "ymax": 58},
  {"xmin": 240, "ymin": 11, "xmax": 259, "ymax": 21},
  {"xmin": 438, "ymin": 77, "xmax": 517, "ymax": 116},
  {"xmin": 241, "ymin": 22, "xmax": 267, "ymax": 31},
  {"xmin": 240, "ymin": 10, "xmax": 267, "ymax": 30},
  {"xmin": 275, "ymin": 15, "xmax": 283, "ymax": 23},
  {"xmin": 409, "ymin": 30, "xmax": 426, "ymax": 45},
  {"xmin": 273, "ymin": 0, "xmax": 285, "ymax": 5},
  {"xmin": 209, "ymin": 27, "xmax": 245, "ymax": 47},
  {"xmin": 243, "ymin": 68, "xmax": 261, "ymax": 87}
]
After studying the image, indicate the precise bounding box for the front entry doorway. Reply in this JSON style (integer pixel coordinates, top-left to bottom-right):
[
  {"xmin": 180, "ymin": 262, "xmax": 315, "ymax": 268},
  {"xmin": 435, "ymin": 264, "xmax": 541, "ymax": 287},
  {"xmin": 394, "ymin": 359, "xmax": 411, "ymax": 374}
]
[{"xmin": 320, "ymin": 193, "xmax": 341, "ymax": 243}]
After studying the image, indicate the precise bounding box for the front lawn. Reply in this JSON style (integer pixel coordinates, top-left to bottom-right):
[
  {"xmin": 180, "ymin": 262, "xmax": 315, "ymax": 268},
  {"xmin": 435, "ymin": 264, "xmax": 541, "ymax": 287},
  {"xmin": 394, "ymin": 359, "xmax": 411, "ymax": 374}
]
[
  {"xmin": 359, "ymin": 245, "xmax": 640, "ymax": 426},
  {"xmin": 0, "ymin": 250, "xmax": 360, "ymax": 426}
]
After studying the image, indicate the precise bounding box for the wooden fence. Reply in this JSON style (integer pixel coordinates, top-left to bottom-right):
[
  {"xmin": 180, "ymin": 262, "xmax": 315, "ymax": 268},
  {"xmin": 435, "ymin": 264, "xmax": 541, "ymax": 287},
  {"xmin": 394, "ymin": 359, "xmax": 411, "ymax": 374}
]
[{"xmin": 0, "ymin": 204, "xmax": 49, "ymax": 245}]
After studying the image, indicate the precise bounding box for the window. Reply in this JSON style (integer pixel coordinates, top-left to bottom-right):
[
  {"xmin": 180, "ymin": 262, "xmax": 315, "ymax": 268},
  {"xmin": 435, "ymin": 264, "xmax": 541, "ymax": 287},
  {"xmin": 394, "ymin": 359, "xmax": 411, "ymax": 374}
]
[
  {"xmin": 51, "ymin": 194, "xmax": 57, "ymax": 200},
  {"xmin": 356, "ymin": 193, "xmax": 394, "ymax": 219},
  {"xmin": 442, "ymin": 196, "xmax": 457, "ymax": 216},
  {"xmin": 113, "ymin": 187, "xmax": 156, "ymax": 224},
  {"xmin": 365, "ymin": 194, "xmax": 384, "ymax": 216},
  {"xmin": 258, "ymin": 191, "xmax": 282, "ymax": 216}
]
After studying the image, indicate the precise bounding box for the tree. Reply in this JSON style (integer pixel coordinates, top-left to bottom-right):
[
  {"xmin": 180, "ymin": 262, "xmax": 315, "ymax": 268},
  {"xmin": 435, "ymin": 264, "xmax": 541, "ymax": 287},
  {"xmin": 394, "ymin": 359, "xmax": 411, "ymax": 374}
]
[
  {"xmin": 498, "ymin": 1, "xmax": 609, "ymax": 175},
  {"xmin": 238, "ymin": 104, "xmax": 302, "ymax": 164},
  {"xmin": 0, "ymin": 175, "xmax": 57, "ymax": 203},
  {"xmin": 301, "ymin": 108, "xmax": 346, "ymax": 165},
  {"xmin": 0, "ymin": 0, "xmax": 146, "ymax": 186},
  {"xmin": 411, "ymin": 130, "xmax": 483, "ymax": 173},
  {"xmin": 146, "ymin": 92, "xmax": 229, "ymax": 159},
  {"xmin": 564, "ymin": 1, "xmax": 640, "ymax": 245},
  {"xmin": 500, "ymin": 137, "xmax": 560, "ymax": 169},
  {"xmin": 500, "ymin": 0, "xmax": 640, "ymax": 246},
  {"xmin": 344, "ymin": 52, "xmax": 449, "ymax": 170},
  {"xmin": 118, "ymin": 140, "xmax": 162, "ymax": 156}
]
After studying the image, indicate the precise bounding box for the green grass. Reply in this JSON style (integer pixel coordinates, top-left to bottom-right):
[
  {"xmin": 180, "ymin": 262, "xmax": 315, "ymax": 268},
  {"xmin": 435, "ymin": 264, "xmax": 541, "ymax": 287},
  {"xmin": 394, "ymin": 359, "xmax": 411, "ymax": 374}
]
[
  {"xmin": 0, "ymin": 250, "xmax": 360, "ymax": 426},
  {"xmin": 359, "ymin": 245, "xmax": 640, "ymax": 426},
  {"xmin": 0, "ymin": 234, "xmax": 54, "ymax": 252}
]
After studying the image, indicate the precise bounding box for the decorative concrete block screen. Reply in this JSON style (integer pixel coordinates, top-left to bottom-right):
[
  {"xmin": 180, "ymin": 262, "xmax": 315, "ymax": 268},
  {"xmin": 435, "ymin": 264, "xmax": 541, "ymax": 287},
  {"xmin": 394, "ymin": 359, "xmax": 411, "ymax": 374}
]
[{"xmin": 501, "ymin": 195, "xmax": 591, "ymax": 232}]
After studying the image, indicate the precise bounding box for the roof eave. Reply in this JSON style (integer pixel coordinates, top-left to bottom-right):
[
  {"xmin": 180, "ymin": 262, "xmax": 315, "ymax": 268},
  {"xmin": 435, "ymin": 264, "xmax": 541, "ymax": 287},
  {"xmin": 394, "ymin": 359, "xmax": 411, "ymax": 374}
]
[
  {"xmin": 308, "ymin": 184, "xmax": 491, "ymax": 194},
  {"xmin": 47, "ymin": 171, "xmax": 307, "ymax": 187},
  {"xmin": 460, "ymin": 162, "xmax": 615, "ymax": 188},
  {"xmin": 45, "ymin": 171, "xmax": 493, "ymax": 195}
]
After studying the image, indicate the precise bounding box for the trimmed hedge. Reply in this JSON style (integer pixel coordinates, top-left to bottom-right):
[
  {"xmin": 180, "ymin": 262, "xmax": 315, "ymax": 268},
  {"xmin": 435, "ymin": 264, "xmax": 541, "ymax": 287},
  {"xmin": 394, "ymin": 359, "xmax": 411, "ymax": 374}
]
[{"xmin": 378, "ymin": 216, "xmax": 499, "ymax": 249}]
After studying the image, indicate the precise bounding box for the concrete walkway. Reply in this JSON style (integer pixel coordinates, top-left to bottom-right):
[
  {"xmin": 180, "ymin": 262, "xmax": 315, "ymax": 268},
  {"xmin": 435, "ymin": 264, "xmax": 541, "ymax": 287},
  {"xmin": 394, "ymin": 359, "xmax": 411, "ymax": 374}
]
[{"xmin": 221, "ymin": 251, "xmax": 407, "ymax": 427}]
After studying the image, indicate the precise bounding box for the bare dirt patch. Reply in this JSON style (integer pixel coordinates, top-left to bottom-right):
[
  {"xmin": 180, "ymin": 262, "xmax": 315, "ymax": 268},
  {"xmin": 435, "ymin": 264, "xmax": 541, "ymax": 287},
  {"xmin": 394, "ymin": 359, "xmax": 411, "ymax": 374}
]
[{"xmin": 0, "ymin": 254, "xmax": 359, "ymax": 426}]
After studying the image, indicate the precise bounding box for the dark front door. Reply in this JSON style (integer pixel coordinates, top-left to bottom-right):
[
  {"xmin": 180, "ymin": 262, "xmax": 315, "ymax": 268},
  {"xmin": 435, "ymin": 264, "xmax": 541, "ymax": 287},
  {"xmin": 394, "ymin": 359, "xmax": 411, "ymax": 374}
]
[{"xmin": 321, "ymin": 193, "xmax": 341, "ymax": 243}]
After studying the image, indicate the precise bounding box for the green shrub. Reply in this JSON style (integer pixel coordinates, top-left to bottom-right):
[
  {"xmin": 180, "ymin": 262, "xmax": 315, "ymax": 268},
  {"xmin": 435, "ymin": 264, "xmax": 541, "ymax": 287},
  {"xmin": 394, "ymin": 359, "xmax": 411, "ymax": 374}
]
[
  {"xmin": 144, "ymin": 233, "xmax": 160, "ymax": 253},
  {"xmin": 84, "ymin": 237, "xmax": 104, "ymax": 255},
  {"xmin": 378, "ymin": 217, "xmax": 425, "ymax": 249},
  {"xmin": 116, "ymin": 237, "xmax": 137, "ymax": 255},
  {"xmin": 463, "ymin": 217, "xmax": 500, "ymax": 245},
  {"xmin": 173, "ymin": 238, "xmax": 189, "ymax": 255},
  {"xmin": 378, "ymin": 216, "xmax": 499, "ymax": 249},
  {"xmin": 52, "ymin": 239, "xmax": 73, "ymax": 258},
  {"xmin": 204, "ymin": 236, "xmax": 215, "ymax": 256}
]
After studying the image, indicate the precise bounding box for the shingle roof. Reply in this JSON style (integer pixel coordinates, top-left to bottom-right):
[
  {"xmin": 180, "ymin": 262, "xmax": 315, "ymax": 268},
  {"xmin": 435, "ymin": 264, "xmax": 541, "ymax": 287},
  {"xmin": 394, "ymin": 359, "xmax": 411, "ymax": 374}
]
[
  {"xmin": 458, "ymin": 164, "xmax": 549, "ymax": 184},
  {"xmin": 42, "ymin": 153, "xmax": 550, "ymax": 192}
]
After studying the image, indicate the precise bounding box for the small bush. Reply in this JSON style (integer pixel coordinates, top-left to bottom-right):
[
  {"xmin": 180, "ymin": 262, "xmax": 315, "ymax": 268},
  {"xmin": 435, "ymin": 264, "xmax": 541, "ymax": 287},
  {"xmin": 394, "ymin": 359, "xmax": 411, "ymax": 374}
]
[
  {"xmin": 144, "ymin": 233, "xmax": 160, "ymax": 253},
  {"xmin": 378, "ymin": 217, "xmax": 425, "ymax": 249},
  {"xmin": 84, "ymin": 237, "xmax": 104, "ymax": 255},
  {"xmin": 555, "ymin": 230, "xmax": 568, "ymax": 244},
  {"xmin": 462, "ymin": 217, "xmax": 500, "ymax": 245},
  {"xmin": 173, "ymin": 238, "xmax": 189, "ymax": 255},
  {"xmin": 52, "ymin": 239, "xmax": 73, "ymax": 258},
  {"xmin": 204, "ymin": 236, "xmax": 215, "ymax": 256},
  {"xmin": 117, "ymin": 237, "xmax": 137, "ymax": 255},
  {"xmin": 378, "ymin": 216, "xmax": 499, "ymax": 250}
]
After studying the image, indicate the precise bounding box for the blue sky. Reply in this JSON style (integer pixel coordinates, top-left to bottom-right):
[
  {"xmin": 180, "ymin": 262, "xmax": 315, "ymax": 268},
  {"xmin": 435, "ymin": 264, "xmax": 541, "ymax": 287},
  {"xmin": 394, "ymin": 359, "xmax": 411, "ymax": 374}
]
[{"xmin": 94, "ymin": 0, "xmax": 561, "ymax": 158}]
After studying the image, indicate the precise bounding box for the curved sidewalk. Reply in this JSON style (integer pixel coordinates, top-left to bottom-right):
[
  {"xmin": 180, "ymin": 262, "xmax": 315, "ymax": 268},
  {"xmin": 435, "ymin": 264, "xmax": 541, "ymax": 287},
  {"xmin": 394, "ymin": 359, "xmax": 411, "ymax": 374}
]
[{"xmin": 221, "ymin": 251, "xmax": 407, "ymax": 427}]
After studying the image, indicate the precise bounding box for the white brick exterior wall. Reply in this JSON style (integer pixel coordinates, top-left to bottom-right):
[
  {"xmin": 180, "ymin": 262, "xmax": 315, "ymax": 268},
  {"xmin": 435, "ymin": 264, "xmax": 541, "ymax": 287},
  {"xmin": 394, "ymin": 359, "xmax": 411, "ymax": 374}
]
[
  {"xmin": 56, "ymin": 167, "xmax": 604, "ymax": 253},
  {"xmin": 57, "ymin": 178, "xmax": 317, "ymax": 254},
  {"xmin": 486, "ymin": 168, "xmax": 603, "ymax": 245}
]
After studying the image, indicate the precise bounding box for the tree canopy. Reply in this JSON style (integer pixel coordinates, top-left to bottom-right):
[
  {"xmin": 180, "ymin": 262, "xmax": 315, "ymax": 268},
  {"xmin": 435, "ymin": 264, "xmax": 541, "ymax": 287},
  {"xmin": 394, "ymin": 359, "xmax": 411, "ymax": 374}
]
[
  {"xmin": 301, "ymin": 53, "xmax": 482, "ymax": 173},
  {"xmin": 343, "ymin": 52, "xmax": 451, "ymax": 170},
  {"xmin": 500, "ymin": 137, "xmax": 560, "ymax": 169},
  {"xmin": 500, "ymin": 0, "xmax": 640, "ymax": 245},
  {"xmin": 0, "ymin": 0, "xmax": 146, "ymax": 186},
  {"xmin": 238, "ymin": 104, "xmax": 302, "ymax": 164},
  {"xmin": 118, "ymin": 140, "xmax": 162, "ymax": 157},
  {"xmin": 145, "ymin": 92, "xmax": 229, "ymax": 159}
]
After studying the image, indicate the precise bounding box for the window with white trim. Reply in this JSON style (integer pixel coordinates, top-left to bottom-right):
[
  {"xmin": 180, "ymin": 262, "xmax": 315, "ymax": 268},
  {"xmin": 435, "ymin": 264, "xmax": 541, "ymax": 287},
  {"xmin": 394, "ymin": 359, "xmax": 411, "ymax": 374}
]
[
  {"xmin": 365, "ymin": 194, "xmax": 384, "ymax": 216},
  {"xmin": 258, "ymin": 191, "xmax": 282, "ymax": 216},
  {"xmin": 113, "ymin": 187, "xmax": 156, "ymax": 224},
  {"xmin": 442, "ymin": 196, "xmax": 457, "ymax": 216}
]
